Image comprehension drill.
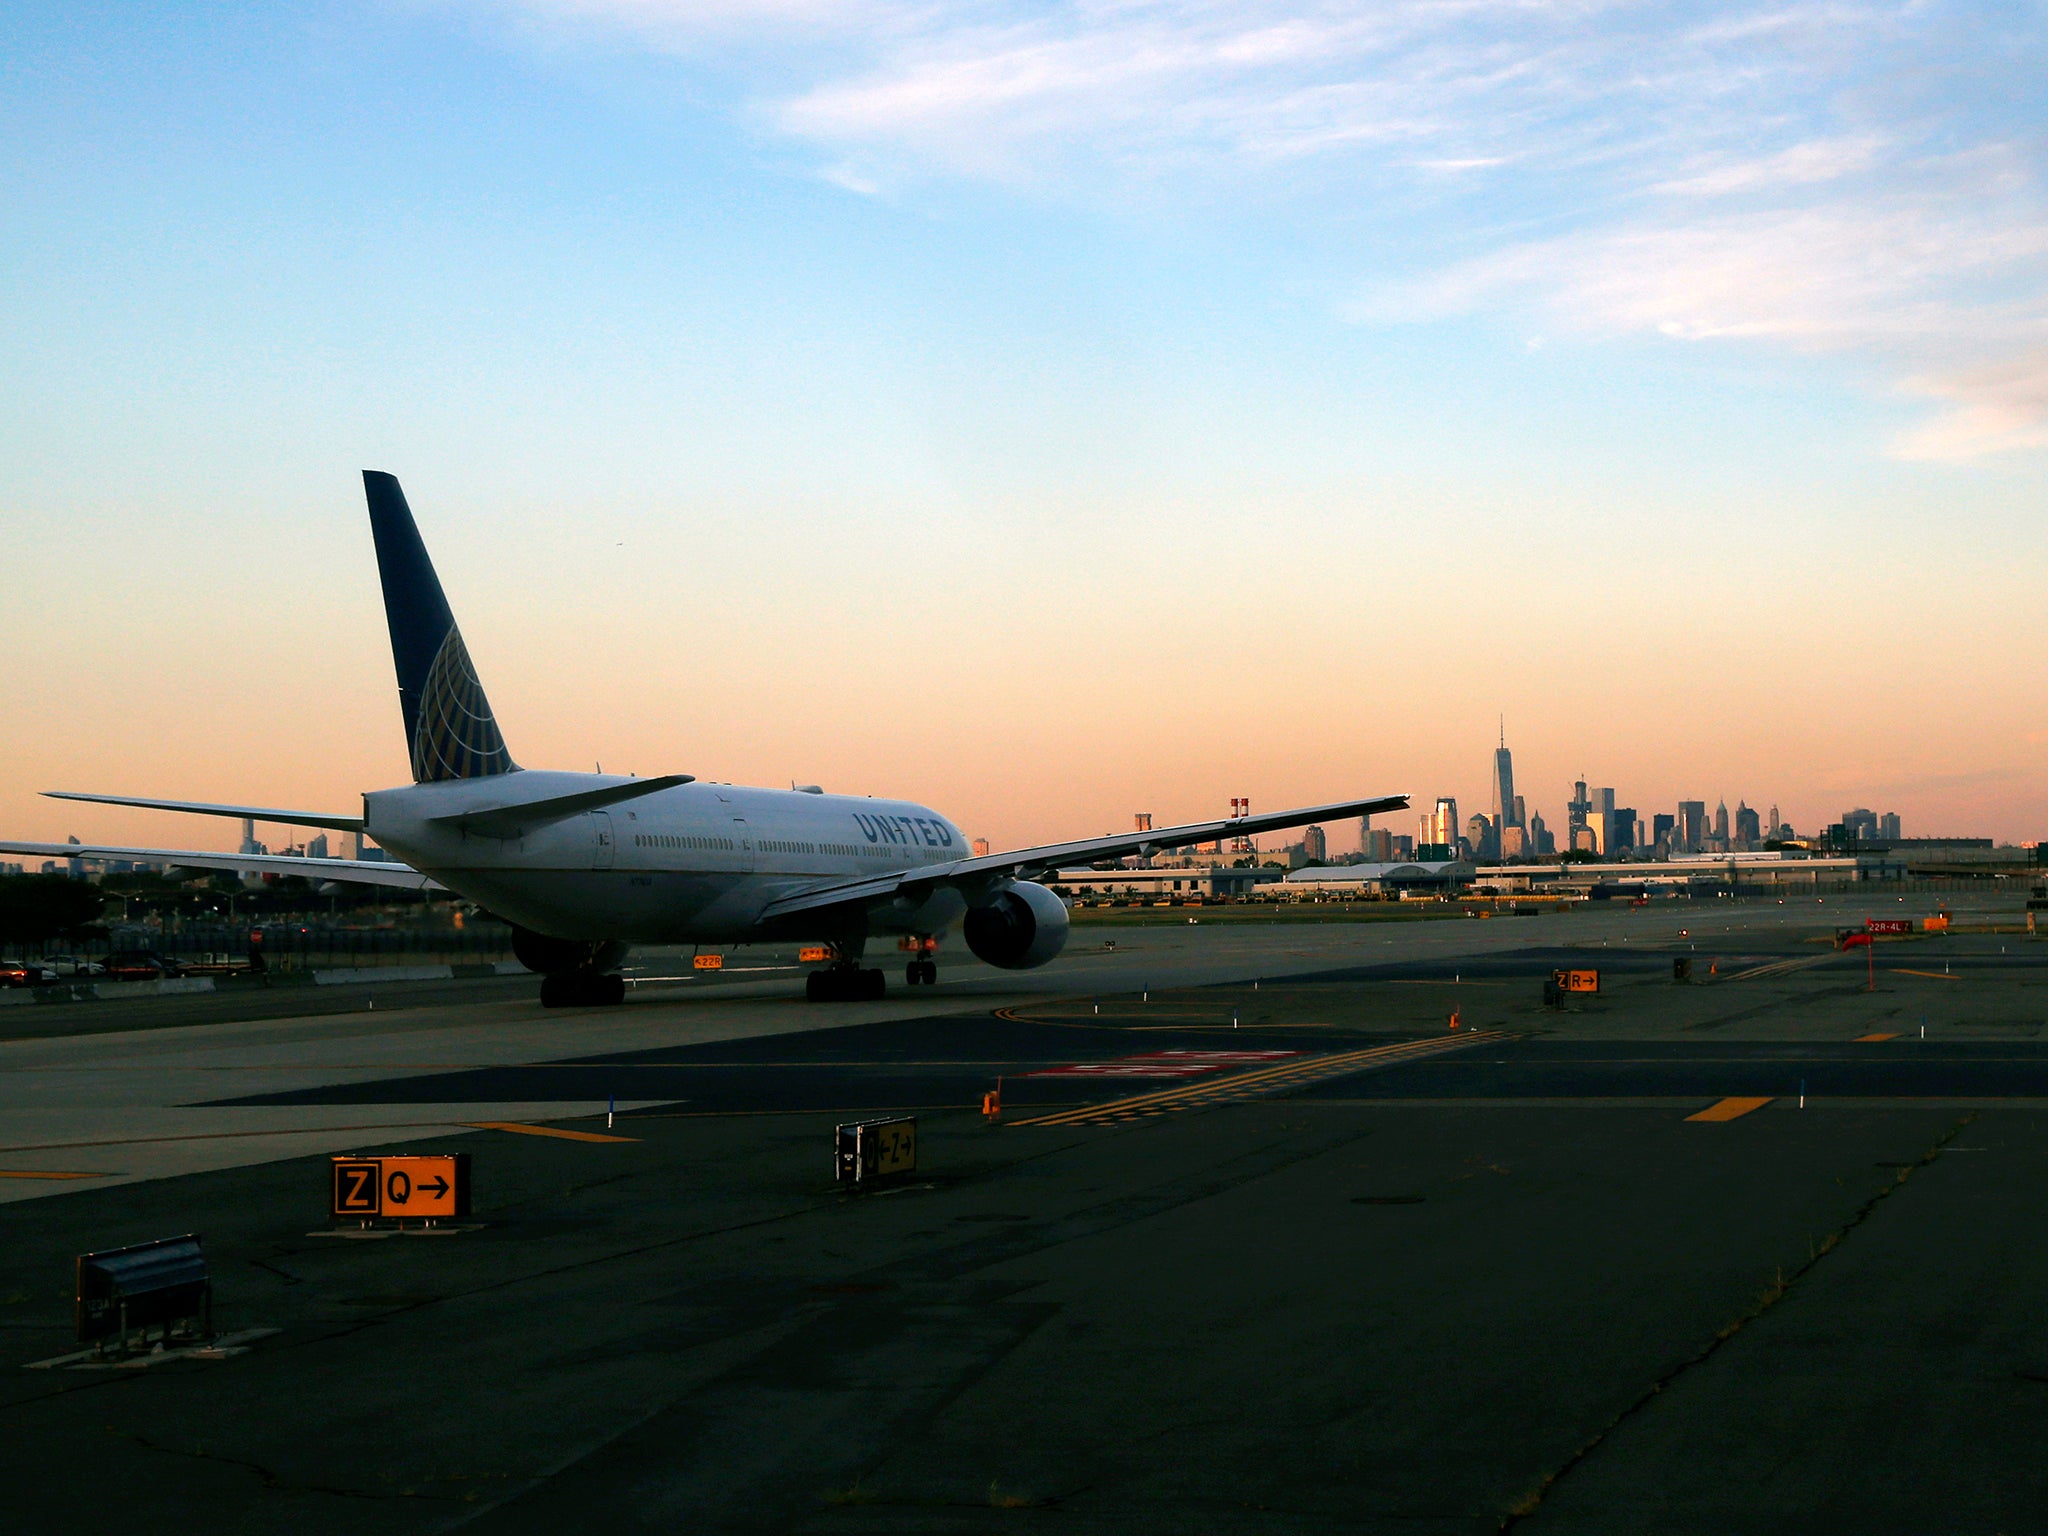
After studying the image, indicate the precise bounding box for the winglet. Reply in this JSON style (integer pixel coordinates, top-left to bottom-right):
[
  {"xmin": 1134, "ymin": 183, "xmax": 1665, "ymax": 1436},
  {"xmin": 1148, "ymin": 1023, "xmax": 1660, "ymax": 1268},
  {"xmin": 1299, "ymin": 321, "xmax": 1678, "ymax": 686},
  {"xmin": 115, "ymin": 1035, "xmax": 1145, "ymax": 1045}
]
[{"xmin": 363, "ymin": 472, "xmax": 517, "ymax": 783}]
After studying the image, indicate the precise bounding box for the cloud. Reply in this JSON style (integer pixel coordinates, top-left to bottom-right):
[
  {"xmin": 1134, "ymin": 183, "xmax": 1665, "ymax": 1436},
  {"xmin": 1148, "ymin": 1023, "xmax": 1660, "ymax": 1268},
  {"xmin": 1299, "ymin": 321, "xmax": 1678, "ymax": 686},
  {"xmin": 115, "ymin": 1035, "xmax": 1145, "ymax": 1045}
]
[
  {"xmin": 495, "ymin": 0, "xmax": 2048, "ymax": 458},
  {"xmin": 1896, "ymin": 350, "xmax": 2048, "ymax": 461},
  {"xmin": 1650, "ymin": 135, "xmax": 1888, "ymax": 197}
]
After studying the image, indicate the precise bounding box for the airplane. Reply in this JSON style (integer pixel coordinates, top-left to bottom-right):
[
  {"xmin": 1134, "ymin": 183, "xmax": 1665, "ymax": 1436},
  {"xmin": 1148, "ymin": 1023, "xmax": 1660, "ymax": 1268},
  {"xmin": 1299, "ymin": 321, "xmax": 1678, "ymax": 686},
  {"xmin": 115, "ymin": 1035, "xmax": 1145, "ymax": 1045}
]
[{"xmin": 2, "ymin": 472, "xmax": 1409, "ymax": 1006}]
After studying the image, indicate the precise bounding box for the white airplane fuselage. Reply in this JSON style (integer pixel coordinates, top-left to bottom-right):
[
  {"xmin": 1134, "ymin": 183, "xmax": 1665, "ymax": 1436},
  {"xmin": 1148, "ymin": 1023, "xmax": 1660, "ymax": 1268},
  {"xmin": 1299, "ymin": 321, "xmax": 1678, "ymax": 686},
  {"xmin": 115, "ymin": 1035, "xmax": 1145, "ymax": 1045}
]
[{"xmin": 366, "ymin": 773, "xmax": 968, "ymax": 945}]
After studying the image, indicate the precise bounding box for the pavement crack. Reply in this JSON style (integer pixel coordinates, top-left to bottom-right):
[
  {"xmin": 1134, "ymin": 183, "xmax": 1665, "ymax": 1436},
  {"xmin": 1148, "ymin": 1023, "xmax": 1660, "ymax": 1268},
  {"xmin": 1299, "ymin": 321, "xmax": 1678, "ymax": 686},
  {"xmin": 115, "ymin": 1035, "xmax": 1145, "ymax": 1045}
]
[
  {"xmin": 126, "ymin": 1430, "xmax": 466, "ymax": 1502},
  {"xmin": 1497, "ymin": 1110, "xmax": 1977, "ymax": 1531}
]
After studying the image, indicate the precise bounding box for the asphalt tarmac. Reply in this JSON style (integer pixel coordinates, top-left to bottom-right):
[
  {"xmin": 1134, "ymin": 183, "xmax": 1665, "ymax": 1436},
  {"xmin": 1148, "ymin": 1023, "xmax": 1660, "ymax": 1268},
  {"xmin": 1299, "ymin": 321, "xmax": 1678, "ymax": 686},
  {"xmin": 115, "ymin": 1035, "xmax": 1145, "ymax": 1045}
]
[{"xmin": 6, "ymin": 895, "xmax": 2048, "ymax": 1533}]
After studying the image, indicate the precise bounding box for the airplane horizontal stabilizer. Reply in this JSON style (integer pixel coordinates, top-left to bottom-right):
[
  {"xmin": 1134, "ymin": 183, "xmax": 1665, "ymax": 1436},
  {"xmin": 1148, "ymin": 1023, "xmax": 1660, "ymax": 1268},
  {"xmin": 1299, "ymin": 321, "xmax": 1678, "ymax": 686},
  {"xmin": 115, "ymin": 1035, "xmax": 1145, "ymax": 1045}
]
[
  {"xmin": 0, "ymin": 842, "xmax": 437, "ymax": 890},
  {"xmin": 43, "ymin": 792, "xmax": 364, "ymax": 833},
  {"xmin": 428, "ymin": 773, "xmax": 695, "ymax": 839}
]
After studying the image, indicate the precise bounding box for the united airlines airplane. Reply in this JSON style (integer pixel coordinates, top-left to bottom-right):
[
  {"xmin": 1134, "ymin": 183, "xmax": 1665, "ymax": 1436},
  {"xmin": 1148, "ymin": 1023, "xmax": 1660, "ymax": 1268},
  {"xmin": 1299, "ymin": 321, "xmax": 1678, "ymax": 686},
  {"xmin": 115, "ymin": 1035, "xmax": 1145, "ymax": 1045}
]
[{"xmin": 3, "ymin": 473, "xmax": 1407, "ymax": 1005}]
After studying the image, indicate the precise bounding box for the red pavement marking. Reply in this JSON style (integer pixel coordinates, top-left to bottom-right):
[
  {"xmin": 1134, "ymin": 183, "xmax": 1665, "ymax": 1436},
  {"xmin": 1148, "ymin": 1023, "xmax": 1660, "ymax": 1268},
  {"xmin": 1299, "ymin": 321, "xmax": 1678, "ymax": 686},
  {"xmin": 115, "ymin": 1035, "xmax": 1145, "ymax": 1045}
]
[{"xmin": 1025, "ymin": 1050, "xmax": 1298, "ymax": 1079}]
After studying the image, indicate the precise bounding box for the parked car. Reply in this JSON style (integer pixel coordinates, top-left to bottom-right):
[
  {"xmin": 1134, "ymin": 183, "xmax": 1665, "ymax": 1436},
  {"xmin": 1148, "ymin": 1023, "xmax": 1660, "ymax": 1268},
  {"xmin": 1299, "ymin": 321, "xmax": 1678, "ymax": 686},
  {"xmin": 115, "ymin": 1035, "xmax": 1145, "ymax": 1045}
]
[
  {"xmin": 100, "ymin": 950, "xmax": 183, "ymax": 981},
  {"xmin": 44, "ymin": 955, "xmax": 105, "ymax": 977},
  {"xmin": 0, "ymin": 959, "xmax": 61, "ymax": 987}
]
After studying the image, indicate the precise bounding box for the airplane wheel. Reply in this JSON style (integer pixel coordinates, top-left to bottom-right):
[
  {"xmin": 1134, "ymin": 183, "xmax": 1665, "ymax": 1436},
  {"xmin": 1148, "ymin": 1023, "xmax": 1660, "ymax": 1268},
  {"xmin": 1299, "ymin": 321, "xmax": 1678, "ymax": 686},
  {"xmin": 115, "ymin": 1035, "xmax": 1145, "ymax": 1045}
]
[
  {"xmin": 905, "ymin": 962, "xmax": 922, "ymax": 987},
  {"xmin": 540, "ymin": 974, "xmax": 573, "ymax": 1008},
  {"xmin": 922, "ymin": 960, "xmax": 938, "ymax": 985},
  {"xmin": 806, "ymin": 971, "xmax": 830, "ymax": 1003},
  {"xmin": 861, "ymin": 968, "xmax": 886, "ymax": 1001},
  {"xmin": 599, "ymin": 973, "xmax": 626, "ymax": 1006}
]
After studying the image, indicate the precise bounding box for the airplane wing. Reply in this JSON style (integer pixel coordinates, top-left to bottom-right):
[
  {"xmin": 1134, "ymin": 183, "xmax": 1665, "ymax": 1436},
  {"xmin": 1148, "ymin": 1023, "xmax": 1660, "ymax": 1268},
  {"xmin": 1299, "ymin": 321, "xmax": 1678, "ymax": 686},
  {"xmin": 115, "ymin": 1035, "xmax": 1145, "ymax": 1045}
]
[
  {"xmin": 756, "ymin": 793, "xmax": 1409, "ymax": 923},
  {"xmin": 43, "ymin": 791, "xmax": 366, "ymax": 833},
  {"xmin": 0, "ymin": 842, "xmax": 440, "ymax": 891}
]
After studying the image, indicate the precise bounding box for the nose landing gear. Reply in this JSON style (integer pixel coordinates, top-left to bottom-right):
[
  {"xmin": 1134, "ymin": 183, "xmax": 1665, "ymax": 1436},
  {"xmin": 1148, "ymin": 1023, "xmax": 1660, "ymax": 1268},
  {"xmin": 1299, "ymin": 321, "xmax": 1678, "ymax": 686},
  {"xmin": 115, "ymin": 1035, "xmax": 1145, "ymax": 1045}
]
[{"xmin": 905, "ymin": 958, "xmax": 937, "ymax": 986}]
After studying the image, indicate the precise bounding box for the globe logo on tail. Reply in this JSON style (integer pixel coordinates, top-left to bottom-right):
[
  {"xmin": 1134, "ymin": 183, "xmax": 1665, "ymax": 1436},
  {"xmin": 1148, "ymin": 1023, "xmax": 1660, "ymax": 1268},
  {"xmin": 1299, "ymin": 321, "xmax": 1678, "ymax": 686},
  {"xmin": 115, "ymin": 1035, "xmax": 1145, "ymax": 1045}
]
[{"xmin": 411, "ymin": 627, "xmax": 516, "ymax": 782}]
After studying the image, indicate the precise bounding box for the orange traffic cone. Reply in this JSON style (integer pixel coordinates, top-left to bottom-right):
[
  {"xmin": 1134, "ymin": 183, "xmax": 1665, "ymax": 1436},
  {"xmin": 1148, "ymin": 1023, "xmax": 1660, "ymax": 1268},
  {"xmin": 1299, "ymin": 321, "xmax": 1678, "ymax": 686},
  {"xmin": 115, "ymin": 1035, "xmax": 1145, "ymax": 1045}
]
[
  {"xmin": 1449, "ymin": 1009, "xmax": 1461, "ymax": 1031},
  {"xmin": 982, "ymin": 1078, "xmax": 1003, "ymax": 1121}
]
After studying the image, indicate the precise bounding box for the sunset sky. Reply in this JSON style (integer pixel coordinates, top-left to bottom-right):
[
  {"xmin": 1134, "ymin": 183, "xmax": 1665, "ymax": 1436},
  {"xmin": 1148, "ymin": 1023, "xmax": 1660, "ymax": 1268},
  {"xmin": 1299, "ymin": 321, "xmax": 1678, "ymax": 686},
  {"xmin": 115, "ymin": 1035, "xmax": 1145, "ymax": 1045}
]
[{"xmin": 5, "ymin": 1, "xmax": 2047, "ymax": 852}]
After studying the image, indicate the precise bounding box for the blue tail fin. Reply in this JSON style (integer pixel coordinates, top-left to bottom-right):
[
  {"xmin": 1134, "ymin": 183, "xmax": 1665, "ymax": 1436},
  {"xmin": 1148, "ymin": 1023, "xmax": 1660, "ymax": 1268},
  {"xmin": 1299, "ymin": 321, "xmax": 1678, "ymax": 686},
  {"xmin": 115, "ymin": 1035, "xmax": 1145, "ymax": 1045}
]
[{"xmin": 362, "ymin": 471, "xmax": 517, "ymax": 783}]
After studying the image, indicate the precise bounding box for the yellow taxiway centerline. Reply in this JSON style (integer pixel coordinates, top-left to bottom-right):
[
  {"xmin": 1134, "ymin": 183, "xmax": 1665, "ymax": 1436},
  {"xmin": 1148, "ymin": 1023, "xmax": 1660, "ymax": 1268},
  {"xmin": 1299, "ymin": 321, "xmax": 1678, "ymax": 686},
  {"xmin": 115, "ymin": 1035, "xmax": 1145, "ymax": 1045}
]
[
  {"xmin": 1014, "ymin": 1031, "xmax": 1510, "ymax": 1127},
  {"xmin": 1685, "ymin": 1096, "xmax": 1775, "ymax": 1122},
  {"xmin": 0, "ymin": 1169, "xmax": 106, "ymax": 1180},
  {"xmin": 462, "ymin": 1121, "xmax": 638, "ymax": 1143}
]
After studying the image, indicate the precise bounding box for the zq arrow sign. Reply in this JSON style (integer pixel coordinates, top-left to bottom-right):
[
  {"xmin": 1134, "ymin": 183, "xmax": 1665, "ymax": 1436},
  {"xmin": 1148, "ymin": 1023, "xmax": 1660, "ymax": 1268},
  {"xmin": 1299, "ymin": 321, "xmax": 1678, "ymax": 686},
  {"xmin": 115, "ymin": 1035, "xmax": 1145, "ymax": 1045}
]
[{"xmin": 330, "ymin": 1154, "xmax": 470, "ymax": 1220}]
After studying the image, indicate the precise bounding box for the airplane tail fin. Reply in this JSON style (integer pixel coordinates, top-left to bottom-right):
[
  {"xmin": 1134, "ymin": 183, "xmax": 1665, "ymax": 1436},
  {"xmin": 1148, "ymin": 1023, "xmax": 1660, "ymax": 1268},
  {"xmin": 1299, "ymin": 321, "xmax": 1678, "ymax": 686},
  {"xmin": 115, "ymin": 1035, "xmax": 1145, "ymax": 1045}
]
[{"xmin": 362, "ymin": 471, "xmax": 518, "ymax": 783}]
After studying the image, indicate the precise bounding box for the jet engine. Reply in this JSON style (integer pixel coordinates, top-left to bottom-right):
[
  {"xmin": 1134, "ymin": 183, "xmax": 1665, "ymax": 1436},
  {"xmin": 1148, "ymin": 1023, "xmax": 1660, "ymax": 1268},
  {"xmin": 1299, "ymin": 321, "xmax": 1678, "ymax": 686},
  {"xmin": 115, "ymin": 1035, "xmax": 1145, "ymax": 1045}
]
[
  {"xmin": 511, "ymin": 926, "xmax": 629, "ymax": 975},
  {"xmin": 962, "ymin": 881, "xmax": 1070, "ymax": 970}
]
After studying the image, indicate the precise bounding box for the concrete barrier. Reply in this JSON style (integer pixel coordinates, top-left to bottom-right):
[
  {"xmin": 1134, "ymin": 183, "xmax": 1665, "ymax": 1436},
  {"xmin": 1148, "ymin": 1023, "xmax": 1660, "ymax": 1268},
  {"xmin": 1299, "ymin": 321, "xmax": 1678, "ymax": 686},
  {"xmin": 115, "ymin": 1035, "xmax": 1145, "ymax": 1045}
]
[
  {"xmin": 0, "ymin": 976, "xmax": 217, "ymax": 1007},
  {"xmin": 312, "ymin": 964, "xmax": 455, "ymax": 986}
]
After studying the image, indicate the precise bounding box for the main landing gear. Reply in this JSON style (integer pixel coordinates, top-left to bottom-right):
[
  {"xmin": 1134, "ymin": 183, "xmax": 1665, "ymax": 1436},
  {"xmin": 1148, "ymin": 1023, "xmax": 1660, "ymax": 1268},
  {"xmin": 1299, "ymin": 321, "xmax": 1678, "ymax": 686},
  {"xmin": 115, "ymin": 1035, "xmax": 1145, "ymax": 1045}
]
[
  {"xmin": 905, "ymin": 958, "xmax": 937, "ymax": 986},
  {"xmin": 806, "ymin": 965, "xmax": 886, "ymax": 1003},
  {"xmin": 539, "ymin": 971, "xmax": 626, "ymax": 1008}
]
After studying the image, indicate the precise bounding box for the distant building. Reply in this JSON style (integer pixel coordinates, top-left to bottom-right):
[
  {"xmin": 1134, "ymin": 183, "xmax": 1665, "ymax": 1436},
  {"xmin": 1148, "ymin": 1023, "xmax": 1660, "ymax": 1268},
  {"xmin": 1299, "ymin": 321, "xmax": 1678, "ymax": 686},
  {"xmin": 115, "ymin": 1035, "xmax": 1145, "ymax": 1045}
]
[
  {"xmin": 239, "ymin": 817, "xmax": 264, "ymax": 856},
  {"xmin": 1302, "ymin": 824, "xmax": 1327, "ymax": 862},
  {"xmin": 1427, "ymin": 797, "xmax": 1460, "ymax": 849},
  {"xmin": 1465, "ymin": 813, "xmax": 1498, "ymax": 862},
  {"xmin": 1492, "ymin": 730, "xmax": 1519, "ymax": 829},
  {"xmin": 1389, "ymin": 833, "xmax": 1415, "ymax": 859},
  {"xmin": 971, "ymin": 837, "xmax": 992, "ymax": 858},
  {"xmin": 1500, "ymin": 825, "xmax": 1529, "ymax": 859},
  {"xmin": 1528, "ymin": 812, "xmax": 1554, "ymax": 856},
  {"xmin": 1365, "ymin": 828, "xmax": 1395, "ymax": 861},
  {"xmin": 1567, "ymin": 780, "xmax": 1592, "ymax": 841},
  {"xmin": 1280, "ymin": 860, "xmax": 1475, "ymax": 895},
  {"xmin": 1652, "ymin": 812, "xmax": 1676, "ymax": 851},
  {"xmin": 1734, "ymin": 803, "xmax": 1761, "ymax": 845},
  {"xmin": 1677, "ymin": 801, "xmax": 1707, "ymax": 853},
  {"xmin": 1714, "ymin": 801, "xmax": 1730, "ymax": 844},
  {"xmin": 1842, "ymin": 808, "xmax": 1879, "ymax": 841},
  {"xmin": 1879, "ymin": 811, "xmax": 1902, "ymax": 841},
  {"xmin": 306, "ymin": 834, "xmax": 329, "ymax": 860},
  {"xmin": 1612, "ymin": 806, "xmax": 1636, "ymax": 853}
]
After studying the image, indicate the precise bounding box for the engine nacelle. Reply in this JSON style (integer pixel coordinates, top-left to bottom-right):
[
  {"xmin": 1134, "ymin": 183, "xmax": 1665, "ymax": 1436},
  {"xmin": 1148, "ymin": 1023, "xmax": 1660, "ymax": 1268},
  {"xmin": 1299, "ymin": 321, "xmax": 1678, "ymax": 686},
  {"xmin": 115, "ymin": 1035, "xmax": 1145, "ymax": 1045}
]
[
  {"xmin": 962, "ymin": 881, "xmax": 1070, "ymax": 970},
  {"xmin": 511, "ymin": 926, "xmax": 629, "ymax": 975}
]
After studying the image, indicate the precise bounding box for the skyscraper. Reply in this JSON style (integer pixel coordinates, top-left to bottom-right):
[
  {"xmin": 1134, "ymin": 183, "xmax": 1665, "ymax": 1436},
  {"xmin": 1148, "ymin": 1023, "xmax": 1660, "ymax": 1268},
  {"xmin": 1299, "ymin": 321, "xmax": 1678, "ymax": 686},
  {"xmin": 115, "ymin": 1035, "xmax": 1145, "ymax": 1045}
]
[
  {"xmin": 1714, "ymin": 801, "xmax": 1731, "ymax": 844},
  {"xmin": 1492, "ymin": 723, "xmax": 1519, "ymax": 829},
  {"xmin": 1429, "ymin": 796, "xmax": 1460, "ymax": 850},
  {"xmin": 1677, "ymin": 801, "xmax": 1707, "ymax": 852},
  {"xmin": 1567, "ymin": 780, "xmax": 1592, "ymax": 839},
  {"xmin": 1466, "ymin": 812, "xmax": 1498, "ymax": 862},
  {"xmin": 1303, "ymin": 825, "xmax": 1327, "ymax": 862},
  {"xmin": 1734, "ymin": 803, "xmax": 1761, "ymax": 845}
]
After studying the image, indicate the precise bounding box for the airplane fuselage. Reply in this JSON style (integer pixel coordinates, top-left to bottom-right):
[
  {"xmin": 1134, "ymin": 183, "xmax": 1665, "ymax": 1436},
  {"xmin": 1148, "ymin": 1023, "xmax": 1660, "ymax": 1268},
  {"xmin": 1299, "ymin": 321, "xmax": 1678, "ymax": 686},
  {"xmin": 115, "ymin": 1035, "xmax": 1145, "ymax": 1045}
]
[{"xmin": 365, "ymin": 773, "xmax": 969, "ymax": 945}]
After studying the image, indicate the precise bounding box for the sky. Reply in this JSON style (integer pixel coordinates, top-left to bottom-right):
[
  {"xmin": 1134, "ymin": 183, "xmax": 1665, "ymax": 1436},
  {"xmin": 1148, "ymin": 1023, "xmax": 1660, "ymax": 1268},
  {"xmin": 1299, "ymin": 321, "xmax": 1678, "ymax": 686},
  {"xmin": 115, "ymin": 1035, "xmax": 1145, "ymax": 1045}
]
[{"xmin": 3, "ymin": 0, "xmax": 2047, "ymax": 853}]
